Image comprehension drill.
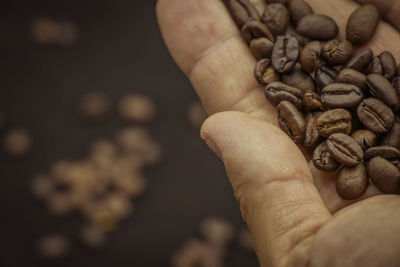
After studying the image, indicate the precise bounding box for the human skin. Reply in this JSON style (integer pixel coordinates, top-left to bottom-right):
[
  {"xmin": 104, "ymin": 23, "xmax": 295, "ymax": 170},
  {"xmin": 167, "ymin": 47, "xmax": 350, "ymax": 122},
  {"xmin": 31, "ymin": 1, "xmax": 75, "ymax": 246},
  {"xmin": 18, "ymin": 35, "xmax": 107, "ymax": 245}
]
[{"xmin": 156, "ymin": 0, "xmax": 400, "ymax": 266}]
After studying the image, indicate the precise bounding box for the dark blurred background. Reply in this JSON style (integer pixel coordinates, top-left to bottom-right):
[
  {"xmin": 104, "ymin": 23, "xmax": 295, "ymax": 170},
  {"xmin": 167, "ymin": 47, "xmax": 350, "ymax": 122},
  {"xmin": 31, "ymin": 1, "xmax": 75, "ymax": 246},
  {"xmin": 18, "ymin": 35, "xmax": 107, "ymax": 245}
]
[{"xmin": 0, "ymin": 0, "xmax": 258, "ymax": 266}]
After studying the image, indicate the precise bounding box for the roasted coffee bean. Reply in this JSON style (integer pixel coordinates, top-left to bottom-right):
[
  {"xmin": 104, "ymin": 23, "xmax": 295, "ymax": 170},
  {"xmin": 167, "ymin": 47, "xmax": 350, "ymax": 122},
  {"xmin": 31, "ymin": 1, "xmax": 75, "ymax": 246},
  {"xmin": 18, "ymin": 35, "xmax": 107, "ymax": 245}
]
[
  {"xmin": 346, "ymin": 4, "xmax": 380, "ymax": 45},
  {"xmin": 316, "ymin": 108, "xmax": 352, "ymax": 137},
  {"xmin": 241, "ymin": 21, "xmax": 274, "ymax": 43},
  {"xmin": 336, "ymin": 164, "xmax": 368, "ymax": 200},
  {"xmin": 314, "ymin": 65, "xmax": 338, "ymax": 90},
  {"xmin": 364, "ymin": 146, "xmax": 400, "ymax": 160},
  {"xmin": 300, "ymin": 41, "xmax": 322, "ymax": 73},
  {"xmin": 304, "ymin": 112, "xmax": 321, "ymax": 148},
  {"xmin": 381, "ymin": 118, "xmax": 400, "ymax": 148},
  {"xmin": 313, "ymin": 141, "xmax": 340, "ymax": 171},
  {"xmin": 277, "ymin": 101, "xmax": 305, "ymax": 143},
  {"xmin": 303, "ymin": 90, "xmax": 323, "ymax": 111},
  {"xmin": 321, "ymin": 83, "xmax": 363, "ymax": 108},
  {"xmin": 282, "ymin": 63, "xmax": 315, "ymax": 93},
  {"xmin": 227, "ymin": 0, "xmax": 260, "ymax": 28},
  {"xmin": 367, "ymin": 157, "xmax": 400, "ymax": 194},
  {"xmin": 285, "ymin": 26, "xmax": 311, "ymax": 47},
  {"xmin": 351, "ymin": 129, "xmax": 377, "ymax": 150},
  {"xmin": 367, "ymin": 74, "xmax": 399, "ymax": 111},
  {"xmin": 357, "ymin": 98, "xmax": 395, "ymax": 134},
  {"xmin": 250, "ymin": 38, "xmax": 274, "ymax": 60},
  {"xmin": 326, "ymin": 133, "xmax": 363, "ymax": 167},
  {"xmin": 336, "ymin": 69, "xmax": 367, "ymax": 90},
  {"xmin": 344, "ymin": 48, "xmax": 373, "ymax": 72},
  {"xmin": 271, "ymin": 35, "xmax": 300, "ymax": 74},
  {"xmin": 393, "ymin": 76, "xmax": 400, "ymax": 97},
  {"xmin": 265, "ymin": 81, "xmax": 303, "ymax": 108},
  {"xmin": 261, "ymin": 3, "xmax": 290, "ymax": 36},
  {"xmin": 296, "ymin": 14, "xmax": 339, "ymax": 40},
  {"xmin": 321, "ymin": 39, "xmax": 353, "ymax": 66},
  {"xmin": 288, "ymin": 0, "xmax": 313, "ymax": 24},
  {"xmin": 368, "ymin": 51, "xmax": 397, "ymax": 81},
  {"xmin": 254, "ymin": 59, "xmax": 281, "ymax": 85}
]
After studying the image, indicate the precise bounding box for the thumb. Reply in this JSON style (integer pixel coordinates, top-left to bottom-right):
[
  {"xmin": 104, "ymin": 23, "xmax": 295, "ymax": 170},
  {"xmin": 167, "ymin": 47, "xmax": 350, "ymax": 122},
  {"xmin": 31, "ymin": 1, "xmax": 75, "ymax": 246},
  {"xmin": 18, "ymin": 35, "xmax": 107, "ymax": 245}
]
[{"xmin": 201, "ymin": 111, "xmax": 331, "ymax": 267}]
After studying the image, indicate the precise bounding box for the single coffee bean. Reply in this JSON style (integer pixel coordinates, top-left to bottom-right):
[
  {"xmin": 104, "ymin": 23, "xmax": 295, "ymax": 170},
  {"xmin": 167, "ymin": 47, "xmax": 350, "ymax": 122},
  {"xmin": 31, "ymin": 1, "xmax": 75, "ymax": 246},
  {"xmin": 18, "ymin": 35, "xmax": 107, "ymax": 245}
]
[
  {"xmin": 303, "ymin": 90, "xmax": 323, "ymax": 111},
  {"xmin": 262, "ymin": 3, "xmax": 290, "ymax": 36},
  {"xmin": 335, "ymin": 69, "xmax": 367, "ymax": 90},
  {"xmin": 344, "ymin": 48, "xmax": 373, "ymax": 72},
  {"xmin": 351, "ymin": 129, "xmax": 376, "ymax": 150},
  {"xmin": 254, "ymin": 59, "xmax": 281, "ymax": 85},
  {"xmin": 271, "ymin": 35, "xmax": 300, "ymax": 74},
  {"xmin": 316, "ymin": 108, "xmax": 352, "ymax": 137},
  {"xmin": 282, "ymin": 63, "xmax": 315, "ymax": 93},
  {"xmin": 364, "ymin": 146, "xmax": 400, "ymax": 160},
  {"xmin": 227, "ymin": 0, "xmax": 260, "ymax": 28},
  {"xmin": 241, "ymin": 21, "xmax": 274, "ymax": 43},
  {"xmin": 300, "ymin": 41, "xmax": 322, "ymax": 73},
  {"xmin": 366, "ymin": 74, "xmax": 399, "ymax": 111},
  {"xmin": 367, "ymin": 157, "xmax": 400, "ymax": 194},
  {"xmin": 357, "ymin": 98, "xmax": 395, "ymax": 134},
  {"xmin": 296, "ymin": 14, "xmax": 339, "ymax": 40},
  {"xmin": 304, "ymin": 112, "xmax": 321, "ymax": 149},
  {"xmin": 336, "ymin": 164, "xmax": 368, "ymax": 200},
  {"xmin": 277, "ymin": 101, "xmax": 305, "ymax": 143},
  {"xmin": 321, "ymin": 83, "xmax": 363, "ymax": 108},
  {"xmin": 288, "ymin": 0, "xmax": 313, "ymax": 24},
  {"xmin": 265, "ymin": 81, "xmax": 303, "ymax": 108},
  {"xmin": 326, "ymin": 133, "xmax": 363, "ymax": 167},
  {"xmin": 314, "ymin": 65, "xmax": 338, "ymax": 90},
  {"xmin": 313, "ymin": 141, "xmax": 340, "ymax": 171},
  {"xmin": 321, "ymin": 39, "xmax": 353, "ymax": 66},
  {"xmin": 250, "ymin": 38, "xmax": 274, "ymax": 60},
  {"xmin": 367, "ymin": 51, "xmax": 397, "ymax": 81},
  {"xmin": 346, "ymin": 4, "xmax": 380, "ymax": 45},
  {"xmin": 381, "ymin": 118, "xmax": 400, "ymax": 148}
]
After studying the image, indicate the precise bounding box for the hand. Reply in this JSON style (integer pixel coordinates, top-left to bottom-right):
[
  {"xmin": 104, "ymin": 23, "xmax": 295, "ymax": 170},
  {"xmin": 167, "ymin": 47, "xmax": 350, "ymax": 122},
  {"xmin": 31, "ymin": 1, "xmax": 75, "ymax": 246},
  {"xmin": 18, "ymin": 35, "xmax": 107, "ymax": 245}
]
[{"xmin": 157, "ymin": 0, "xmax": 400, "ymax": 266}]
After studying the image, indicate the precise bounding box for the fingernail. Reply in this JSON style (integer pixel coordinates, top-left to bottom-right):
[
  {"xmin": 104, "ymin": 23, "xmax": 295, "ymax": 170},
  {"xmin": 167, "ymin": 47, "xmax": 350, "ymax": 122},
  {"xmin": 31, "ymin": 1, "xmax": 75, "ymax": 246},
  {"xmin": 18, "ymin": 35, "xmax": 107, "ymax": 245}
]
[{"xmin": 205, "ymin": 139, "xmax": 222, "ymax": 159}]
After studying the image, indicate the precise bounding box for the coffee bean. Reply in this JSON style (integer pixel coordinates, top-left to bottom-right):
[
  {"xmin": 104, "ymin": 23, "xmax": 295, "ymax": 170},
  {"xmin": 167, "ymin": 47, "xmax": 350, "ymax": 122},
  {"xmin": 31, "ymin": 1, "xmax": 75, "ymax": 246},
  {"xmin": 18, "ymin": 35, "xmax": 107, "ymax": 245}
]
[
  {"xmin": 368, "ymin": 51, "xmax": 397, "ymax": 81},
  {"xmin": 326, "ymin": 133, "xmax": 363, "ymax": 167},
  {"xmin": 321, "ymin": 39, "xmax": 353, "ymax": 66},
  {"xmin": 300, "ymin": 41, "xmax": 322, "ymax": 73},
  {"xmin": 288, "ymin": 0, "xmax": 313, "ymax": 24},
  {"xmin": 313, "ymin": 141, "xmax": 340, "ymax": 171},
  {"xmin": 277, "ymin": 101, "xmax": 305, "ymax": 143},
  {"xmin": 336, "ymin": 164, "xmax": 368, "ymax": 200},
  {"xmin": 314, "ymin": 65, "xmax": 338, "ymax": 90},
  {"xmin": 119, "ymin": 94, "xmax": 156, "ymax": 123},
  {"xmin": 335, "ymin": 69, "xmax": 367, "ymax": 90},
  {"xmin": 37, "ymin": 235, "xmax": 70, "ymax": 259},
  {"xmin": 241, "ymin": 21, "xmax": 274, "ymax": 43},
  {"xmin": 187, "ymin": 101, "xmax": 207, "ymax": 129},
  {"xmin": 285, "ymin": 26, "xmax": 311, "ymax": 47},
  {"xmin": 303, "ymin": 90, "xmax": 323, "ymax": 111},
  {"xmin": 346, "ymin": 4, "xmax": 380, "ymax": 45},
  {"xmin": 296, "ymin": 14, "xmax": 339, "ymax": 40},
  {"xmin": 271, "ymin": 35, "xmax": 300, "ymax": 74},
  {"xmin": 351, "ymin": 129, "xmax": 377, "ymax": 150},
  {"xmin": 79, "ymin": 93, "xmax": 111, "ymax": 121},
  {"xmin": 282, "ymin": 63, "xmax": 315, "ymax": 93},
  {"xmin": 357, "ymin": 98, "xmax": 395, "ymax": 134},
  {"xmin": 381, "ymin": 118, "xmax": 400, "ymax": 148},
  {"xmin": 227, "ymin": 0, "xmax": 260, "ymax": 28},
  {"xmin": 393, "ymin": 76, "xmax": 400, "ymax": 97},
  {"xmin": 321, "ymin": 83, "xmax": 363, "ymax": 108},
  {"xmin": 367, "ymin": 157, "xmax": 400, "ymax": 194},
  {"xmin": 304, "ymin": 112, "xmax": 322, "ymax": 149},
  {"xmin": 344, "ymin": 48, "xmax": 373, "ymax": 72},
  {"xmin": 316, "ymin": 109, "xmax": 352, "ymax": 137},
  {"xmin": 261, "ymin": 3, "xmax": 290, "ymax": 36},
  {"xmin": 364, "ymin": 146, "xmax": 400, "ymax": 160},
  {"xmin": 265, "ymin": 81, "xmax": 303, "ymax": 108},
  {"xmin": 4, "ymin": 129, "xmax": 32, "ymax": 156},
  {"xmin": 250, "ymin": 38, "xmax": 274, "ymax": 60},
  {"xmin": 366, "ymin": 74, "xmax": 399, "ymax": 111},
  {"xmin": 254, "ymin": 59, "xmax": 281, "ymax": 85}
]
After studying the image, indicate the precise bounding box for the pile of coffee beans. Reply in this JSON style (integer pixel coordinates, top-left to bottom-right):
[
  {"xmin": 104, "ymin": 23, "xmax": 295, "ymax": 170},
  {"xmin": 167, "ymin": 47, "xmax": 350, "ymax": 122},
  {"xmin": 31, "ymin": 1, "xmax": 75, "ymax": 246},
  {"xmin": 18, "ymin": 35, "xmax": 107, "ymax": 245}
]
[{"xmin": 226, "ymin": 0, "xmax": 400, "ymax": 199}]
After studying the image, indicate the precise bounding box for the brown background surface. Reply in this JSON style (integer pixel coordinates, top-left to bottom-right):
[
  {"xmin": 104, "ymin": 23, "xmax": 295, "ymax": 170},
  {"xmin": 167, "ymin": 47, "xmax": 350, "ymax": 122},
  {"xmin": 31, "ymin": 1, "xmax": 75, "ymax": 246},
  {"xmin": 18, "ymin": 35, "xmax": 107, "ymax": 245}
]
[{"xmin": 0, "ymin": 0, "xmax": 258, "ymax": 266}]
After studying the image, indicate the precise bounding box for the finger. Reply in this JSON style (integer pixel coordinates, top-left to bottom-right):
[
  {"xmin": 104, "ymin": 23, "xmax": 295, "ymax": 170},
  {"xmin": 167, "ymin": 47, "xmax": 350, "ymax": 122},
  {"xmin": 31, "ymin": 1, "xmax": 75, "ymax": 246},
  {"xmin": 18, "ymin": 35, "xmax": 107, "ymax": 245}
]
[
  {"xmin": 355, "ymin": 0, "xmax": 400, "ymax": 30},
  {"xmin": 156, "ymin": 0, "xmax": 274, "ymax": 121},
  {"xmin": 201, "ymin": 111, "xmax": 331, "ymax": 266}
]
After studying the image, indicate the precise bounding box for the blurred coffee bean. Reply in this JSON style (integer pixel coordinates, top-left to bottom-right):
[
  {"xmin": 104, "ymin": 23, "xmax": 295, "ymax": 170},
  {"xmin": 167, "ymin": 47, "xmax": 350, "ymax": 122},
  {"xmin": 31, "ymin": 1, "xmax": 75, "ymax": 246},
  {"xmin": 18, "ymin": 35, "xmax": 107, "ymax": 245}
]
[
  {"xmin": 118, "ymin": 94, "xmax": 156, "ymax": 123},
  {"xmin": 271, "ymin": 35, "xmax": 300, "ymax": 74},
  {"xmin": 32, "ymin": 175, "xmax": 54, "ymax": 199},
  {"xmin": 326, "ymin": 133, "xmax": 363, "ymax": 167},
  {"xmin": 187, "ymin": 101, "xmax": 207, "ymax": 129},
  {"xmin": 313, "ymin": 141, "xmax": 340, "ymax": 171},
  {"xmin": 282, "ymin": 63, "xmax": 315, "ymax": 93},
  {"xmin": 368, "ymin": 51, "xmax": 397, "ymax": 81},
  {"xmin": 346, "ymin": 4, "xmax": 380, "ymax": 45},
  {"xmin": 238, "ymin": 229, "xmax": 253, "ymax": 250},
  {"xmin": 357, "ymin": 98, "xmax": 394, "ymax": 134},
  {"xmin": 261, "ymin": 3, "xmax": 289, "ymax": 36},
  {"xmin": 227, "ymin": 0, "xmax": 260, "ymax": 28},
  {"xmin": 250, "ymin": 37, "xmax": 274, "ymax": 60},
  {"xmin": 351, "ymin": 129, "xmax": 377, "ymax": 150},
  {"xmin": 344, "ymin": 48, "xmax": 373, "ymax": 72},
  {"xmin": 265, "ymin": 81, "xmax": 303, "ymax": 109},
  {"xmin": 79, "ymin": 93, "xmax": 111, "ymax": 121},
  {"xmin": 241, "ymin": 21, "xmax": 274, "ymax": 43},
  {"xmin": 31, "ymin": 17, "xmax": 78, "ymax": 47},
  {"xmin": 335, "ymin": 69, "xmax": 367, "ymax": 90},
  {"xmin": 200, "ymin": 218, "xmax": 234, "ymax": 247},
  {"xmin": 314, "ymin": 65, "xmax": 338, "ymax": 91},
  {"xmin": 300, "ymin": 41, "xmax": 322, "ymax": 73},
  {"xmin": 81, "ymin": 225, "xmax": 106, "ymax": 248},
  {"xmin": 172, "ymin": 239, "xmax": 223, "ymax": 267},
  {"xmin": 336, "ymin": 164, "xmax": 368, "ymax": 200},
  {"xmin": 321, "ymin": 83, "xmax": 363, "ymax": 108},
  {"xmin": 296, "ymin": 14, "xmax": 338, "ymax": 40},
  {"xmin": 367, "ymin": 74, "xmax": 399, "ymax": 111},
  {"xmin": 37, "ymin": 235, "xmax": 70, "ymax": 259},
  {"xmin": 367, "ymin": 157, "xmax": 400, "ymax": 194},
  {"xmin": 277, "ymin": 101, "xmax": 305, "ymax": 143},
  {"xmin": 321, "ymin": 39, "xmax": 353, "ymax": 66},
  {"xmin": 288, "ymin": 0, "xmax": 313, "ymax": 24},
  {"xmin": 316, "ymin": 109, "xmax": 352, "ymax": 137},
  {"xmin": 3, "ymin": 129, "xmax": 31, "ymax": 156}
]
